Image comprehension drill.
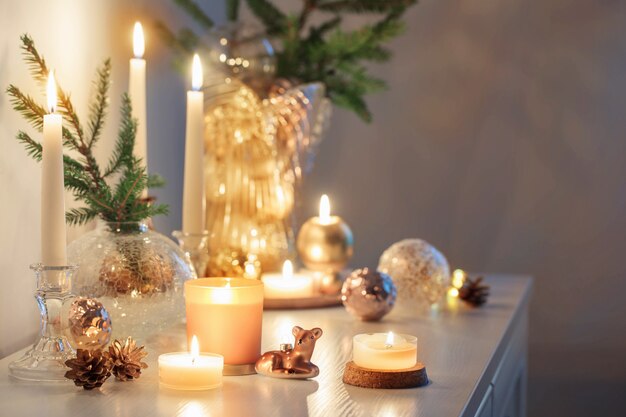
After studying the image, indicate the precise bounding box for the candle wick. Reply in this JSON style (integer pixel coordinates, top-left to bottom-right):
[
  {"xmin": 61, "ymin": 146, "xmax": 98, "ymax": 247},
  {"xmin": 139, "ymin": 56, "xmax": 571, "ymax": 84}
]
[
  {"xmin": 192, "ymin": 357, "xmax": 195, "ymax": 365},
  {"xmin": 384, "ymin": 343, "xmax": 392, "ymax": 349}
]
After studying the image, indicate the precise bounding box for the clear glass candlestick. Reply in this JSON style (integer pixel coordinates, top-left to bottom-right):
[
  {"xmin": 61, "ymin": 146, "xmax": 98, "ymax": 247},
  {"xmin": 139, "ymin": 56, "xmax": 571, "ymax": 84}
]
[
  {"xmin": 172, "ymin": 230, "xmax": 210, "ymax": 278},
  {"xmin": 9, "ymin": 264, "xmax": 77, "ymax": 381}
]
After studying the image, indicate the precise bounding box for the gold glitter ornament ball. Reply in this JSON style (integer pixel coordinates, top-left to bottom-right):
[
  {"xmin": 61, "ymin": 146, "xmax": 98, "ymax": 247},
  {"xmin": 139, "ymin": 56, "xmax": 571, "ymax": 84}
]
[
  {"xmin": 67, "ymin": 297, "xmax": 112, "ymax": 350},
  {"xmin": 377, "ymin": 239, "xmax": 450, "ymax": 311}
]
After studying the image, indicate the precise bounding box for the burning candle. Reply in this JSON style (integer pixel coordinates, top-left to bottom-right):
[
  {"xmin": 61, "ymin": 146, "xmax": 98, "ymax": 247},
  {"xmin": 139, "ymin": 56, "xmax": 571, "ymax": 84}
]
[
  {"xmin": 129, "ymin": 22, "xmax": 148, "ymax": 181},
  {"xmin": 158, "ymin": 335, "xmax": 224, "ymax": 390},
  {"xmin": 262, "ymin": 260, "xmax": 314, "ymax": 299},
  {"xmin": 182, "ymin": 54, "xmax": 205, "ymax": 233},
  {"xmin": 185, "ymin": 278, "xmax": 263, "ymax": 375},
  {"xmin": 41, "ymin": 70, "xmax": 67, "ymax": 266},
  {"xmin": 352, "ymin": 332, "xmax": 417, "ymax": 370},
  {"xmin": 296, "ymin": 194, "xmax": 354, "ymax": 273}
]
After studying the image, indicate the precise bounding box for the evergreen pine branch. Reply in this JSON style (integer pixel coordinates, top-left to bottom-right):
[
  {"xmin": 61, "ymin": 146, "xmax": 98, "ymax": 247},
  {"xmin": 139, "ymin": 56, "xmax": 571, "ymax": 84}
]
[
  {"xmin": 317, "ymin": 0, "xmax": 415, "ymax": 13},
  {"xmin": 104, "ymin": 93, "xmax": 136, "ymax": 178},
  {"xmin": 65, "ymin": 207, "xmax": 99, "ymax": 226},
  {"xmin": 6, "ymin": 85, "xmax": 46, "ymax": 132},
  {"xmin": 16, "ymin": 131, "xmax": 42, "ymax": 161},
  {"xmin": 173, "ymin": 0, "xmax": 214, "ymax": 29},
  {"xmin": 87, "ymin": 59, "xmax": 111, "ymax": 147},
  {"xmin": 245, "ymin": 0, "xmax": 287, "ymax": 35},
  {"xmin": 19, "ymin": 34, "xmax": 48, "ymax": 85},
  {"xmin": 147, "ymin": 174, "xmax": 166, "ymax": 188},
  {"xmin": 227, "ymin": 0, "xmax": 240, "ymax": 21},
  {"xmin": 9, "ymin": 35, "xmax": 168, "ymax": 226}
]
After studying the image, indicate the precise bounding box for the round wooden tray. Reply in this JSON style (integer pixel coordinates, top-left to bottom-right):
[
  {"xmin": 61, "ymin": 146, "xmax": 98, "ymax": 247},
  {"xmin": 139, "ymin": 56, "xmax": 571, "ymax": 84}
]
[
  {"xmin": 342, "ymin": 361, "xmax": 429, "ymax": 389},
  {"xmin": 263, "ymin": 293, "xmax": 342, "ymax": 310}
]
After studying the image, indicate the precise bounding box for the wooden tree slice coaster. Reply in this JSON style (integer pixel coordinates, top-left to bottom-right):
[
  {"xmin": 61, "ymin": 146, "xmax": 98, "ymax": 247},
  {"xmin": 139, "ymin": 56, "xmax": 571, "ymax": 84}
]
[{"xmin": 342, "ymin": 361, "xmax": 429, "ymax": 389}]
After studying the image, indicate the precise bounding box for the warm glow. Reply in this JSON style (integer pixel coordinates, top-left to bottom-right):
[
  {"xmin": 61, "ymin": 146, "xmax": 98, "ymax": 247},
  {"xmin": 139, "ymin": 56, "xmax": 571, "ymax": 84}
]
[
  {"xmin": 191, "ymin": 53, "xmax": 203, "ymax": 91},
  {"xmin": 225, "ymin": 280, "xmax": 231, "ymax": 288},
  {"xmin": 133, "ymin": 21, "xmax": 145, "ymax": 58},
  {"xmin": 319, "ymin": 194, "xmax": 331, "ymax": 224},
  {"xmin": 282, "ymin": 260, "xmax": 294, "ymax": 279},
  {"xmin": 190, "ymin": 335, "xmax": 200, "ymax": 360},
  {"xmin": 385, "ymin": 331, "xmax": 395, "ymax": 347},
  {"xmin": 46, "ymin": 70, "xmax": 57, "ymax": 113},
  {"xmin": 448, "ymin": 287, "xmax": 460, "ymax": 298},
  {"xmin": 452, "ymin": 269, "xmax": 466, "ymax": 288}
]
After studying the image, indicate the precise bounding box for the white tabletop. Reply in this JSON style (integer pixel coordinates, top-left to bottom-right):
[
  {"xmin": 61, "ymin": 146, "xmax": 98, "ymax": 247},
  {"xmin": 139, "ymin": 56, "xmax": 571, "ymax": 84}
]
[{"xmin": 0, "ymin": 274, "xmax": 532, "ymax": 417}]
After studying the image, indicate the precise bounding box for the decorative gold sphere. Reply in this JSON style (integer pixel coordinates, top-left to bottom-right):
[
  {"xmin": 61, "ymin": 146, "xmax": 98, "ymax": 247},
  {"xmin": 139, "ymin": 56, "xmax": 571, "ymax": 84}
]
[{"xmin": 296, "ymin": 216, "xmax": 354, "ymax": 272}]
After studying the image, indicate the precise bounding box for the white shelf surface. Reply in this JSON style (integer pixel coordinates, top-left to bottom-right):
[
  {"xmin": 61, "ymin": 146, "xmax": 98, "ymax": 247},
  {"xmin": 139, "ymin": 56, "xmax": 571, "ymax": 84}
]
[{"xmin": 0, "ymin": 274, "xmax": 532, "ymax": 417}]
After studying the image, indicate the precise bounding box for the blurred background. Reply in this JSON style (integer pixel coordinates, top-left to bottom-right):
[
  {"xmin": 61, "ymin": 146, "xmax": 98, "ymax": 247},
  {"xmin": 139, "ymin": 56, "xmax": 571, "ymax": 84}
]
[{"xmin": 0, "ymin": 1, "xmax": 625, "ymax": 415}]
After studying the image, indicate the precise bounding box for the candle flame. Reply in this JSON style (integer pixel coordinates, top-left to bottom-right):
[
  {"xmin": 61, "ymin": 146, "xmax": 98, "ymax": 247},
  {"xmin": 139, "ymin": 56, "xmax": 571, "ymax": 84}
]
[
  {"xmin": 452, "ymin": 269, "xmax": 466, "ymax": 289},
  {"xmin": 319, "ymin": 194, "xmax": 331, "ymax": 224},
  {"xmin": 225, "ymin": 280, "xmax": 231, "ymax": 288},
  {"xmin": 133, "ymin": 22, "xmax": 145, "ymax": 58},
  {"xmin": 191, "ymin": 335, "xmax": 199, "ymax": 362},
  {"xmin": 385, "ymin": 331, "xmax": 395, "ymax": 347},
  {"xmin": 282, "ymin": 260, "xmax": 294, "ymax": 279},
  {"xmin": 448, "ymin": 287, "xmax": 460, "ymax": 298},
  {"xmin": 46, "ymin": 70, "xmax": 57, "ymax": 113},
  {"xmin": 191, "ymin": 53, "xmax": 203, "ymax": 91}
]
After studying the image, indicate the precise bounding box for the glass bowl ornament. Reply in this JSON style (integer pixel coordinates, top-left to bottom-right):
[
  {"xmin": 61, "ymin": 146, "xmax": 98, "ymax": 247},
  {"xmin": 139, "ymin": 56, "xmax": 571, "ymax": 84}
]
[
  {"xmin": 67, "ymin": 221, "xmax": 195, "ymax": 341},
  {"xmin": 377, "ymin": 239, "xmax": 451, "ymax": 312}
]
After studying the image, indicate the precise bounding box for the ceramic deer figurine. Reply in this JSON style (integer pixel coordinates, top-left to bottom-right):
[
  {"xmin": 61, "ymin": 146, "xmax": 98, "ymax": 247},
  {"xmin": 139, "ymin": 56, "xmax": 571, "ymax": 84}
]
[{"xmin": 255, "ymin": 326, "xmax": 323, "ymax": 379}]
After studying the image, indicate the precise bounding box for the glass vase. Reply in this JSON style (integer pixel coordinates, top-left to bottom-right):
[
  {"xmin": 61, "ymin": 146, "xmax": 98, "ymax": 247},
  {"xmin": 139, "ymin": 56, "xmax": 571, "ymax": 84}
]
[
  {"xmin": 202, "ymin": 80, "xmax": 331, "ymax": 277},
  {"xmin": 9, "ymin": 264, "xmax": 77, "ymax": 381},
  {"xmin": 67, "ymin": 221, "xmax": 195, "ymax": 341}
]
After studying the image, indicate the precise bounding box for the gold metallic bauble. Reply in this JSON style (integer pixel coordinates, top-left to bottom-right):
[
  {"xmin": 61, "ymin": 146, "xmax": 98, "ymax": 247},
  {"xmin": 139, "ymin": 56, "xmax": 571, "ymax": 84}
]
[
  {"xmin": 67, "ymin": 297, "xmax": 112, "ymax": 350},
  {"xmin": 297, "ymin": 216, "xmax": 354, "ymax": 272}
]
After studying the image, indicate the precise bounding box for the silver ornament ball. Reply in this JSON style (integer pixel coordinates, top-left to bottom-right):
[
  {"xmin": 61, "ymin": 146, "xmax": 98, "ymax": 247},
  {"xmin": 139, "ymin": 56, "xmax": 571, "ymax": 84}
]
[
  {"xmin": 341, "ymin": 268, "xmax": 397, "ymax": 321},
  {"xmin": 378, "ymin": 238, "xmax": 450, "ymax": 311},
  {"xmin": 67, "ymin": 297, "xmax": 112, "ymax": 350}
]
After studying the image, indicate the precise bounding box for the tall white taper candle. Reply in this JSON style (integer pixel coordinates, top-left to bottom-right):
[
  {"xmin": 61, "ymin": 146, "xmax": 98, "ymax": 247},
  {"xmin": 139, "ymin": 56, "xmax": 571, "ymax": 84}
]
[
  {"xmin": 41, "ymin": 70, "xmax": 67, "ymax": 266},
  {"xmin": 129, "ymin": 21, "xmax": 148, "ymax": 196},
  {"xmin": 182, "ymin": 54, "xmax": 205, "ymax": 233}
]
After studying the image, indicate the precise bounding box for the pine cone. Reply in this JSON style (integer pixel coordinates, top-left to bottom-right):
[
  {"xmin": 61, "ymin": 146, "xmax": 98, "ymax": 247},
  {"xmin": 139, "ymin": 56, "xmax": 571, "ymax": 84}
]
[
  {"xmin": 459, "ymin": 276, "xmax": 490, "ymax": 306},
  {"xmin": 108, "ymin": 337, "xmax": 149, "ymax": 381},
  {"xmin": 65, "ymin": 349, "xmax": 112, "ymax": 390}
]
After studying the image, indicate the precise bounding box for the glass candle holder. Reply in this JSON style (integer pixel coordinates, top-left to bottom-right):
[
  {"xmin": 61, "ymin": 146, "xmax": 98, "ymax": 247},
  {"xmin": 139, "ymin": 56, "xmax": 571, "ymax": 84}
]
[
  {"xmin": 184, "ymin": 278, "xmax": 263, "ymax": 375},
  {"xmin": 9, "ymin": 264, "xmax": 78, "ymax": 381},
  {"xmin": 172, "ymin": 230, "xmax": 210, "ymax": 278}
]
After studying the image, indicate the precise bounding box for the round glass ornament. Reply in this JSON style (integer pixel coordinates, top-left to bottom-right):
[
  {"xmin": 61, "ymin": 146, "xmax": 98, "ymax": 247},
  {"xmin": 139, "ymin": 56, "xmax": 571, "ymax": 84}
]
[
  {"xmin": 341, "ymin": 268, "xmax": 396, "ymax": 321},
  {"xmin": 378, "ymin": 239, "xmax": 450, "ymax": 311}
]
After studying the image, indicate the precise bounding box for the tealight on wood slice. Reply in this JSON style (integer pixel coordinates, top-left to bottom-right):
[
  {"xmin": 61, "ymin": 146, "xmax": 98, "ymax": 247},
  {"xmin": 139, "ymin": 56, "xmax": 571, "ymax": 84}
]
[{"xmin": 342, "ymin": 361, "xmax": 429, "ymax": 389}]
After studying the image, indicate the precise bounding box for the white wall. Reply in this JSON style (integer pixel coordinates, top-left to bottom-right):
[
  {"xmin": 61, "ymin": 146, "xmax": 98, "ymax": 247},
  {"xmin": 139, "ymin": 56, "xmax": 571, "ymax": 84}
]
[{"xmin": 1, "ymin": 1, "xmax": 624, "ymax": 415}]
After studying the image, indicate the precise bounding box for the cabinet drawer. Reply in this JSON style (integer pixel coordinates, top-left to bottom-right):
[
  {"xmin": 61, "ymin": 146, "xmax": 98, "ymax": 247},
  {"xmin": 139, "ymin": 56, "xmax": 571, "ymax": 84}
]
[
  {"xmin": 475, "ymin": 384, "xmax": 494, "ymax": 417},
  {"xmin": 492, "ymin": 312, "xmax": 528, "ymax": 417}
]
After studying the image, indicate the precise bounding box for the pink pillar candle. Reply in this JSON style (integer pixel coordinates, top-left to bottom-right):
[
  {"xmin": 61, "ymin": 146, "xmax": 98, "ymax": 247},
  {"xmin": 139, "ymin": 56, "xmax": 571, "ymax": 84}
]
[{"xmin": 185, "ymin": 278, "xmax": 264, "ymax": 366}]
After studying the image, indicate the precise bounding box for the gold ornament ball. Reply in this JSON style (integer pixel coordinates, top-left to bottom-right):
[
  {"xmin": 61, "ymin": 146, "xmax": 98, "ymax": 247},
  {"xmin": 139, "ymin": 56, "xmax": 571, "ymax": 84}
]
[
  {"xmin": 296, "ymin": 217, "xmax": 354, "ymax": 272},
  {"xmin": 67, "ymin": 297, "xmax": 112, "ymax": 350}
]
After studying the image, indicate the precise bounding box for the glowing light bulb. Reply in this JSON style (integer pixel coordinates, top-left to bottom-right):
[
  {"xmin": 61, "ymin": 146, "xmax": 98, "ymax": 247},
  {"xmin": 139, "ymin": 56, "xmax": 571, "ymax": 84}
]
[
  {"xmin": 319, "ymin": 194, "xmax": 331, "ymax": 224},
  {"xmin": 191, "ymin": 53, "xmax": 203, "ymax": 91},
  {"xmin": 133, "ymin": 22, "xmax": 145, "ymax": 58},
  {"xmin": 452, "ymin": 269, "xmax": 466, "ymax": 289},
  {"xmin": 448, "ymin": 287, "xmax": 460, "ymax": 298},
  {"xmin": 46, "ymin": 70, "xmax": 57, "ymax": 113}
]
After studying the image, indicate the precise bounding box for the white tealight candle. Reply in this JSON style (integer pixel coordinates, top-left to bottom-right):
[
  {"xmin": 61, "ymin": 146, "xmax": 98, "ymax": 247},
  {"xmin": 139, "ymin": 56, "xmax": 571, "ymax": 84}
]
[
  {"xmin": 353, "ymin": 332, "xmax": 418, "ymax": 370},
  {"xmin": 182, "ymin": 54, "xmax": 205, "ymax": 233},
  {"xmin": 129, "ymin": 21, "xmax": 148, "ymax": 189},
  {"xmin": 158, "ymin": 335, "xmax": 224, "ymax": 390},
  {"xmin": 41, "ymin": 70, "xmax": 67, "ymax": 266},
  {"xmin": 262, "ymin": 260, "xmax": 314, "ymax": 299}
]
